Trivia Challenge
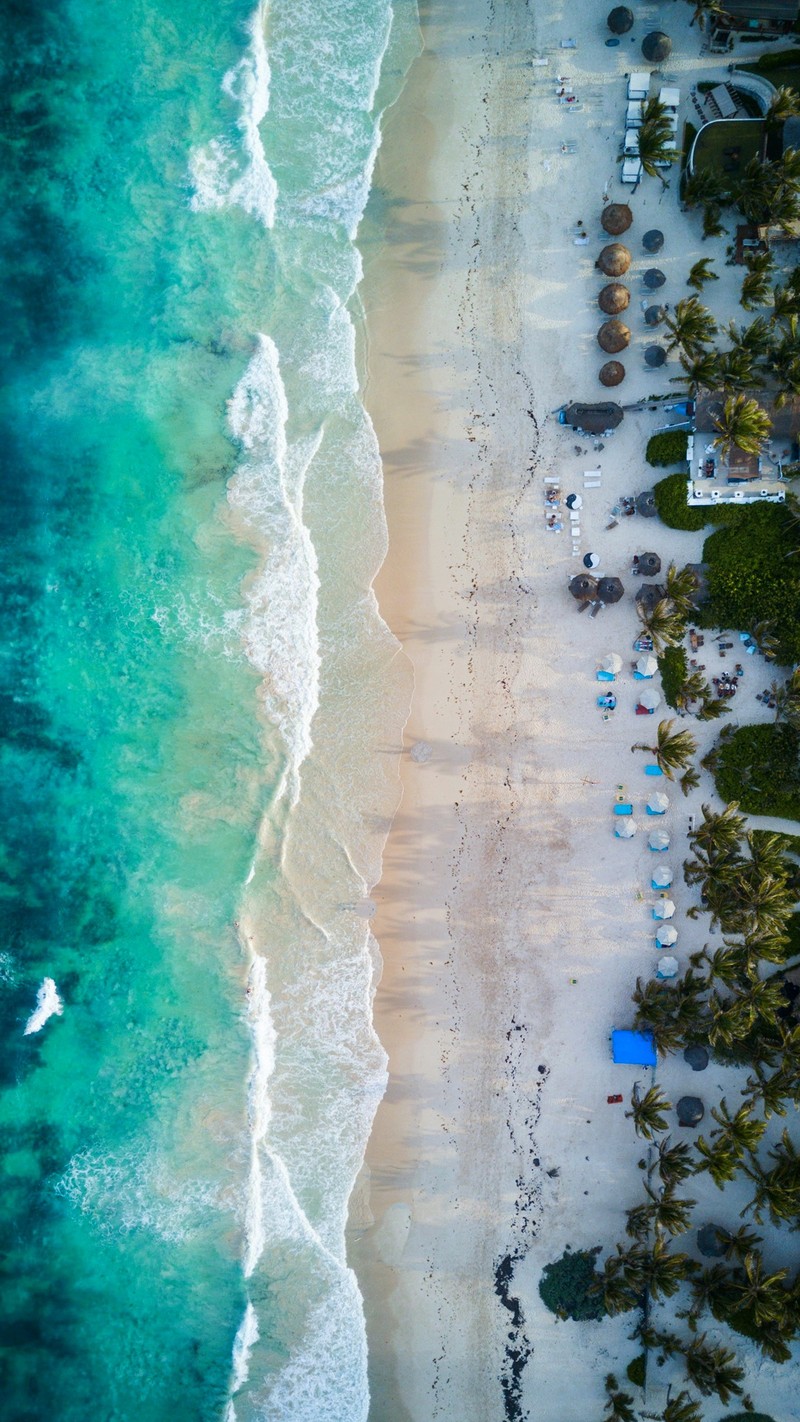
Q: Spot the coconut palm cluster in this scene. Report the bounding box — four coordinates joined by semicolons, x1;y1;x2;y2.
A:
596;801;800;1407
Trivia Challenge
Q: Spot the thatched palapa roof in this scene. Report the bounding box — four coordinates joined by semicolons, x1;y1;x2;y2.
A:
599;361;626;387
598;282;631;315
598;319;631;354
601;203;633;237
596;243;632;276
569;574;598;602
597;576;624;604
561;402;624;433
642;31;672;63
607;6;634;34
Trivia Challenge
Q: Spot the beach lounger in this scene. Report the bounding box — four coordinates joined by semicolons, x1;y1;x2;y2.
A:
613;803;633;816
596;670;616;682
644;765;664;776
560;38;577;48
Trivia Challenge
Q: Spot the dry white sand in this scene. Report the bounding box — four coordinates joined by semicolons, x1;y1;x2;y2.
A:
350;1;800;1417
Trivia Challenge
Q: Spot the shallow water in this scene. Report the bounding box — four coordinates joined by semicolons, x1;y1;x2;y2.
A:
0;1;418;1416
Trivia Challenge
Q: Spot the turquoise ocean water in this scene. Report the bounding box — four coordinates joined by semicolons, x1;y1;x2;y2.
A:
0;2;417;1417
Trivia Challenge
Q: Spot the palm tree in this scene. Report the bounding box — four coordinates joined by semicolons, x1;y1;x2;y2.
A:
745;1061;791;1118
749;618;779;661
764;313;800;406
626;1083;671;1140
696;696;729;721
716;342;764;393
767;83;800;126
651;1136;694;1189
687;1262;736;1323
689;801;746;861
672;348;722;398
665;297;718;358
637;1236;696;1302
632;719;698;778
743;1127;800;1227
683;165;729;208
726;1250;789;1328
712;393;772;460
702;202;725;241
736;154;800;230
680;765;701;797
636;598;685;653
664;562;700;616
740;251;775;312
687;257;718;292
682;1334;744;1403
649;1186;696;1237
604;1375;636;1422
637;98;680;186
708;1097;767;1158
601;1267;640;1316
771;281;800;322
662;1391;703;1422
693;1132;741;1188
716;1222;763;1262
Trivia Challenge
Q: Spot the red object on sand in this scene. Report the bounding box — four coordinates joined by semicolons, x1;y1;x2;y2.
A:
607;1094;623;1104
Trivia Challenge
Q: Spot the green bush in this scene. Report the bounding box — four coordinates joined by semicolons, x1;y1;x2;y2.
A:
716;723;800;821
626;1354;646;1388
722;1414;777;1422
538;1247;607;1322
647;430;690;467
699;504;800;664
653;473;709;531
658;646;689;709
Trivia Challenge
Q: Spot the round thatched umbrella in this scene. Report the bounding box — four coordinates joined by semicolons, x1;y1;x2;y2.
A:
697;1224;726;1258
596;243;632;277
598;319;631;354
645;344;667;367
643;229;664;253
684;1045;710;1072
597;575;624;604
636;489;657;517
642;31;672;64
677;1095;704;1128
635;582;665;613
569;574;598;602
607;5;634;34
644;268;666;290
645;304;666;326
601;202;633;237
638;551;661;577
599;360;626;387
599;282;631;315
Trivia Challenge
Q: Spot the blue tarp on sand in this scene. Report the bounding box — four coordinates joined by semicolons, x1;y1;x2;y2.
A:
612;1029;657;1066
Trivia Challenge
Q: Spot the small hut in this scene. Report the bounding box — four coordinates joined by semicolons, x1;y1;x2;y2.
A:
607;6;634;34
635;582;666;613
601;202;633;237
596;243;632;277
642;31;672;64
599;361;626;387
677;1095;705;1128
598;320;631;354
637;551;661;577
597;576;624;604
569;574;598;603
599;282;631;315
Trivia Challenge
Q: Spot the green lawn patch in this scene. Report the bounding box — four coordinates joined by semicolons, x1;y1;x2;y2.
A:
539;1247;607;1322
740;45;800;92
691;118;764;184
716;722;800;820
653;472;709;531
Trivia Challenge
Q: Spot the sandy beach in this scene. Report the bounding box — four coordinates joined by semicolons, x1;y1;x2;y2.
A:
351;2;800;1418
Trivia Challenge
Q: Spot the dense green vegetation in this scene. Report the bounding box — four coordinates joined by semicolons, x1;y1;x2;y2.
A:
658;646;689;709
699;505;800;664
653;473;708;531
716;723;800;819
538;1247;606;1321
625;1354;646;1388
647;430;690;467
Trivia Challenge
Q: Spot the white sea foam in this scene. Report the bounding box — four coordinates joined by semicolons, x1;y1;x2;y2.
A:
189;2;277;228
227;334;321;787
224;1302;260;1422
54;1147;224;1243
23;977;63;1035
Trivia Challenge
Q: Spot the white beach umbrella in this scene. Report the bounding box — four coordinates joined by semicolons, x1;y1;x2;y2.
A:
653;898;676;920
656;923;678;946
616;817;638;838
649;829;670;851
656;955;679;979
636;654;658;677
601;653;623;674
651;864;673;888
638;688;661;711
648;792;669;814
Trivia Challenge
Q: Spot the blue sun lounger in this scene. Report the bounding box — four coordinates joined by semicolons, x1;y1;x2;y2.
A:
644;765;663;776
613;803;633;816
